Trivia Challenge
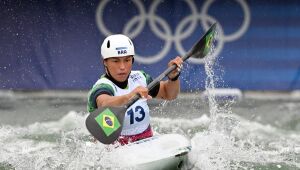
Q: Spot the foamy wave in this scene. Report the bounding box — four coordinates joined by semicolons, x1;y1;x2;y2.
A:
189;114;300;170
1;110;300;169
0;111;118;169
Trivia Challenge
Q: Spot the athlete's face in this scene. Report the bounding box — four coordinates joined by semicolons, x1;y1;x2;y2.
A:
104;56;133;82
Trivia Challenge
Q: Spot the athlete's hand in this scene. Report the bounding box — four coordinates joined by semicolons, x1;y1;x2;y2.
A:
167;56;183;80
129;86;152;100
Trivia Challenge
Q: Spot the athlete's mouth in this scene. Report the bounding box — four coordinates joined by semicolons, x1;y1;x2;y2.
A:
117;73;127;76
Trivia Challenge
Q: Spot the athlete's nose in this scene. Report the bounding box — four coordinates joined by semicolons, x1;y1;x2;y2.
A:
119;61;125;70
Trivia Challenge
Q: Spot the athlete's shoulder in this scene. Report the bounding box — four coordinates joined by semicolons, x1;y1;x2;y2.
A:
93;74;112;86
90;74;115;95
136;70;153;84
129;70;146;81
130;70;144;75
130;70;151;77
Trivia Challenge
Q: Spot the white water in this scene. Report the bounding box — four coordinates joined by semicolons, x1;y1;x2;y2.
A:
0;111;299;169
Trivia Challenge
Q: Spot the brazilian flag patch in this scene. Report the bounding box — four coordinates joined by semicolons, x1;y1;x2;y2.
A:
95;108;121;136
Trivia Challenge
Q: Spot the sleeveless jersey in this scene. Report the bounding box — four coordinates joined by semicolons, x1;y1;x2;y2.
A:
87;70;153;136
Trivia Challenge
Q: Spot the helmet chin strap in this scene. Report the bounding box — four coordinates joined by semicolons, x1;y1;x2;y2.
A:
103;59;112;78
104;65;111;77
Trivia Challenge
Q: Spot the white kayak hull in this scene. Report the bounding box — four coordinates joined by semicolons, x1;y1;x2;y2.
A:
112;134;191;169
136;152;188;170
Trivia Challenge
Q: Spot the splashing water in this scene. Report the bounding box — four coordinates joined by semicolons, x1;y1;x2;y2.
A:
187;30;300;170
0;107;300;169
0;112;127;169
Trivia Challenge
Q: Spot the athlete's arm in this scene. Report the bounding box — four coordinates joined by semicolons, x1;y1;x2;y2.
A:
96;86;151;107
155;56;183;100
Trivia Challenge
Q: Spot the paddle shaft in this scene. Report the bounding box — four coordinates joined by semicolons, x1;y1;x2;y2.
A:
126;51;193;108
125;22;217;108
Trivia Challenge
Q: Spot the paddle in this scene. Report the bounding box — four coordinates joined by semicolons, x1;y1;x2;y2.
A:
86;23;217;144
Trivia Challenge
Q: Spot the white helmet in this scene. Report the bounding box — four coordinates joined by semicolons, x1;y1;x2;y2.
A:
101;34;135;59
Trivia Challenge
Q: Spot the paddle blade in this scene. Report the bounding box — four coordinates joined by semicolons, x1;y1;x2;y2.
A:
85;106;127;144
186;23;217;59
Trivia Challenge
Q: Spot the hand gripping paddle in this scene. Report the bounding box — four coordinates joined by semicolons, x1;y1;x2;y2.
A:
86;23;217;144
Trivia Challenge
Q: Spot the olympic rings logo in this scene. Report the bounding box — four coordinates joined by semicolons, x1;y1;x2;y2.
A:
96;0;251;64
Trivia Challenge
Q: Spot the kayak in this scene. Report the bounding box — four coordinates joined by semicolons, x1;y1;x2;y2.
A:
111;133;191;169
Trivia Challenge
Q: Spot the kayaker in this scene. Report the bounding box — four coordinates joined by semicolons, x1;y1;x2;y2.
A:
87;34;183;145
